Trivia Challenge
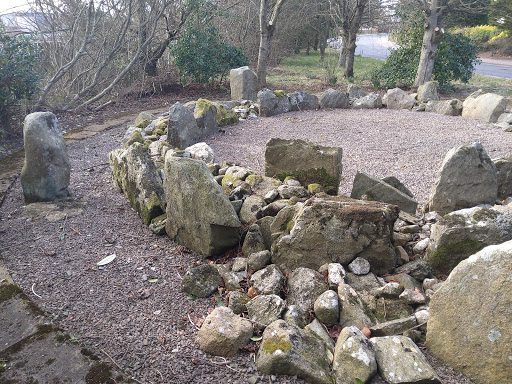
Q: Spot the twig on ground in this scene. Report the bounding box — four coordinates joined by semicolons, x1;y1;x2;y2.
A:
187;313;201;331
31;283;42;298
81;162;110;172
101;348;123;371
93;100;114;112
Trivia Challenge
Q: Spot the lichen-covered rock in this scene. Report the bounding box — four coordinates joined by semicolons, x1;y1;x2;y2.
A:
289;91;319;111
215;103;239;127
338;283;375;328
182;264;221;298
246;294;286;329
242;224;267;257
494;157;512;200
230;66;258;101
228;291;251;315
245;174;282;196
164;156;240;256
248;250;271;271
426;205;512;275
134;111;156;128
194;98;218;136
369;316;417;337
287;267;329;312
305;318;335;352
319;88;349;109
417;81;440;103
333;326;377;384
425;99;463;116
427;241;512;384
272;196;399;274
167;102;202;149
196;307;253;357
109;143;165;225
348;257;371;275
313;290;339;326
424;142;497;214
21;112;71;203
265;138;342;195
184;142;214;164
372;336;440;384
257;89;291;117
462;90;506;123
239;195;266;225
384;88;415;110
250;264;284;295
395;260;432;281
283;305;307;328
352;93;383;109
256;320;333;384
375;282;404;299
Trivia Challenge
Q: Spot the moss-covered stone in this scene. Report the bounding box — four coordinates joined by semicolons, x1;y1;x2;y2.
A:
216;105;239;127
261;335;292;354
134;112;155;128
274;90;286;99
124;130;144;148
278;168;339;196
307;183;323;194
195;98;216;117
428;239;487;276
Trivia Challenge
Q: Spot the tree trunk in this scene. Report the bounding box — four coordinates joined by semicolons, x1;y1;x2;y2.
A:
344;31;357;78
414;1;444;87
257;1;271;88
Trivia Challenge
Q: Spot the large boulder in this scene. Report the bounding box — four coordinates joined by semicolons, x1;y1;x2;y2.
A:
426;205;512;275
256;320;333;384
462;90;506;123
425;99;463;116
109;143;165;225
351;171;418;214
194;99;218;136
319;88;349;109
494;157;512;199
272;196;399;275
372;336;441;384
167;102;202;149
196;307;253;357
230;66;258;101
258;89;291;117
164;156;240;256
289;91;320;111
417;81;440;103
424;142;497;214
427;241;512;384
21;112;70;203
265;138;342;195
384;88;415;110
347;84;367;99
352;93;383;109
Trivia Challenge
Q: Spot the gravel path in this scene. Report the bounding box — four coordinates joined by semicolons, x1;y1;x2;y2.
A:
206;108;512;206
0;107;496;384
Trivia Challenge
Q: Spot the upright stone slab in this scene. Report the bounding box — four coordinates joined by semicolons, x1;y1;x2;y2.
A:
109;143;165;225
265;138;342;195
384;88;415;110
167;102;202;149
424;142;497;214
494;157;512;199
258;89;291;117
21;112;70;203
417;81;440;103
229;66;258;101
427;241;512;384
271;196;399;275
164;156;240;256
462;90;506;123
319;88;349;109
194;99;218;136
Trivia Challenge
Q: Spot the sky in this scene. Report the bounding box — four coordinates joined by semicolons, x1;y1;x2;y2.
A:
0;0;31;15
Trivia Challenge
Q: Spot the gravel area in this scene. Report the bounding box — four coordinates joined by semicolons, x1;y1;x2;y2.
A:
206;108;512;206
0;107;498;384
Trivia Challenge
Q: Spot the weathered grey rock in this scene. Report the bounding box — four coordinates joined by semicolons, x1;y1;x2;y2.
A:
256;320;333;384
277;184;308;199
425;99;463;116
196;307;253;357
494;157;512;199
352;93;383;109
21;112;70;203
240;195;266;225
426;205;512;275
305;318;335;352
250;264;284;295
228;291;251;315
424;143;498;214
242;224;267;257
326;263;346;288
348;257;371;275
333;326;377;384
413;238;430;255
382;176;414;198
417;81;440;103
182;264;221;298
194;99;218;136
248;250;271;271
319;88;349;109
351;172;418;214
370;316;417;337
399;289;426;305
338;283;374;328
164;156;240;256
462;90;506;123
347;84;367;99
283;305;308;328
498;112;512;124
313;290;339;326
272;196;399;275
372;336;440;384
427;241;512;384
289;91;320;111
414;309;429;331
166;102;202;149
375;282;404;299
265;138;342;195
246;294;286;329
232;257;247;272
257;89;291;117
134;111;155;128
257;199;288;219
230;66;258;101
215;103;239;127
287;267;329;312
245;174;282;196
184;142;214;164
395;260;432;281
109;143;165;225
345;272;381;293
385;273;422;292
384;88;416;110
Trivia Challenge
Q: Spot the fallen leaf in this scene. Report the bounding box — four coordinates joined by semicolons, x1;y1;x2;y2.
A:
361;326;371;338
97;254;116;266
187;295;197;301
326;348;334;364
247;287;259;298
250;336;262;342
216;297;225;307
148;279;158;283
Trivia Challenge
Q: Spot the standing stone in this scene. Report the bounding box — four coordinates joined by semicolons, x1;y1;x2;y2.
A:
164;156;240;256
167;102;202;149
265;138;342;195
194;99;218;136
462;90;506;123
417;81;440;103
319;88;349;109
21;112;70;203
230;66;258;101
384;88;416;110
427;241;512;384
424;142;497;214
313;290;339;326
494;157;512;199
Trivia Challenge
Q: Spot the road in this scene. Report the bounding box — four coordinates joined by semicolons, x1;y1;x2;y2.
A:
354;33;512;79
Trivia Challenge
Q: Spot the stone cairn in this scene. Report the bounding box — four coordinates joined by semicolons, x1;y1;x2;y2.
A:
107;67;512;384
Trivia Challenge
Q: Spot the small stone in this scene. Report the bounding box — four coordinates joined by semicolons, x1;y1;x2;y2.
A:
313;290;339;326
228;291;251;314
248;250;271;271
305;319;335;352
395;260;433;282
413;238;430;254
263;189;279;204
422;278;438;291
400;224;421;234
399;289;426;305
393;232;409;247
182;264;221;298
232;257;248;272
283;305;307;328
369;316;417;337
250;265;284;295
414;309;429;331
247;294;286;329
348;257;371;275
396;246;410;265
375;282;404;299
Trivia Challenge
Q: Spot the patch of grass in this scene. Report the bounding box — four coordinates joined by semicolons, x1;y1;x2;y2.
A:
456;74;512;96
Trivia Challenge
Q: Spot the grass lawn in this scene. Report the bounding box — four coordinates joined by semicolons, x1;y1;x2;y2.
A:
266;49;512;98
